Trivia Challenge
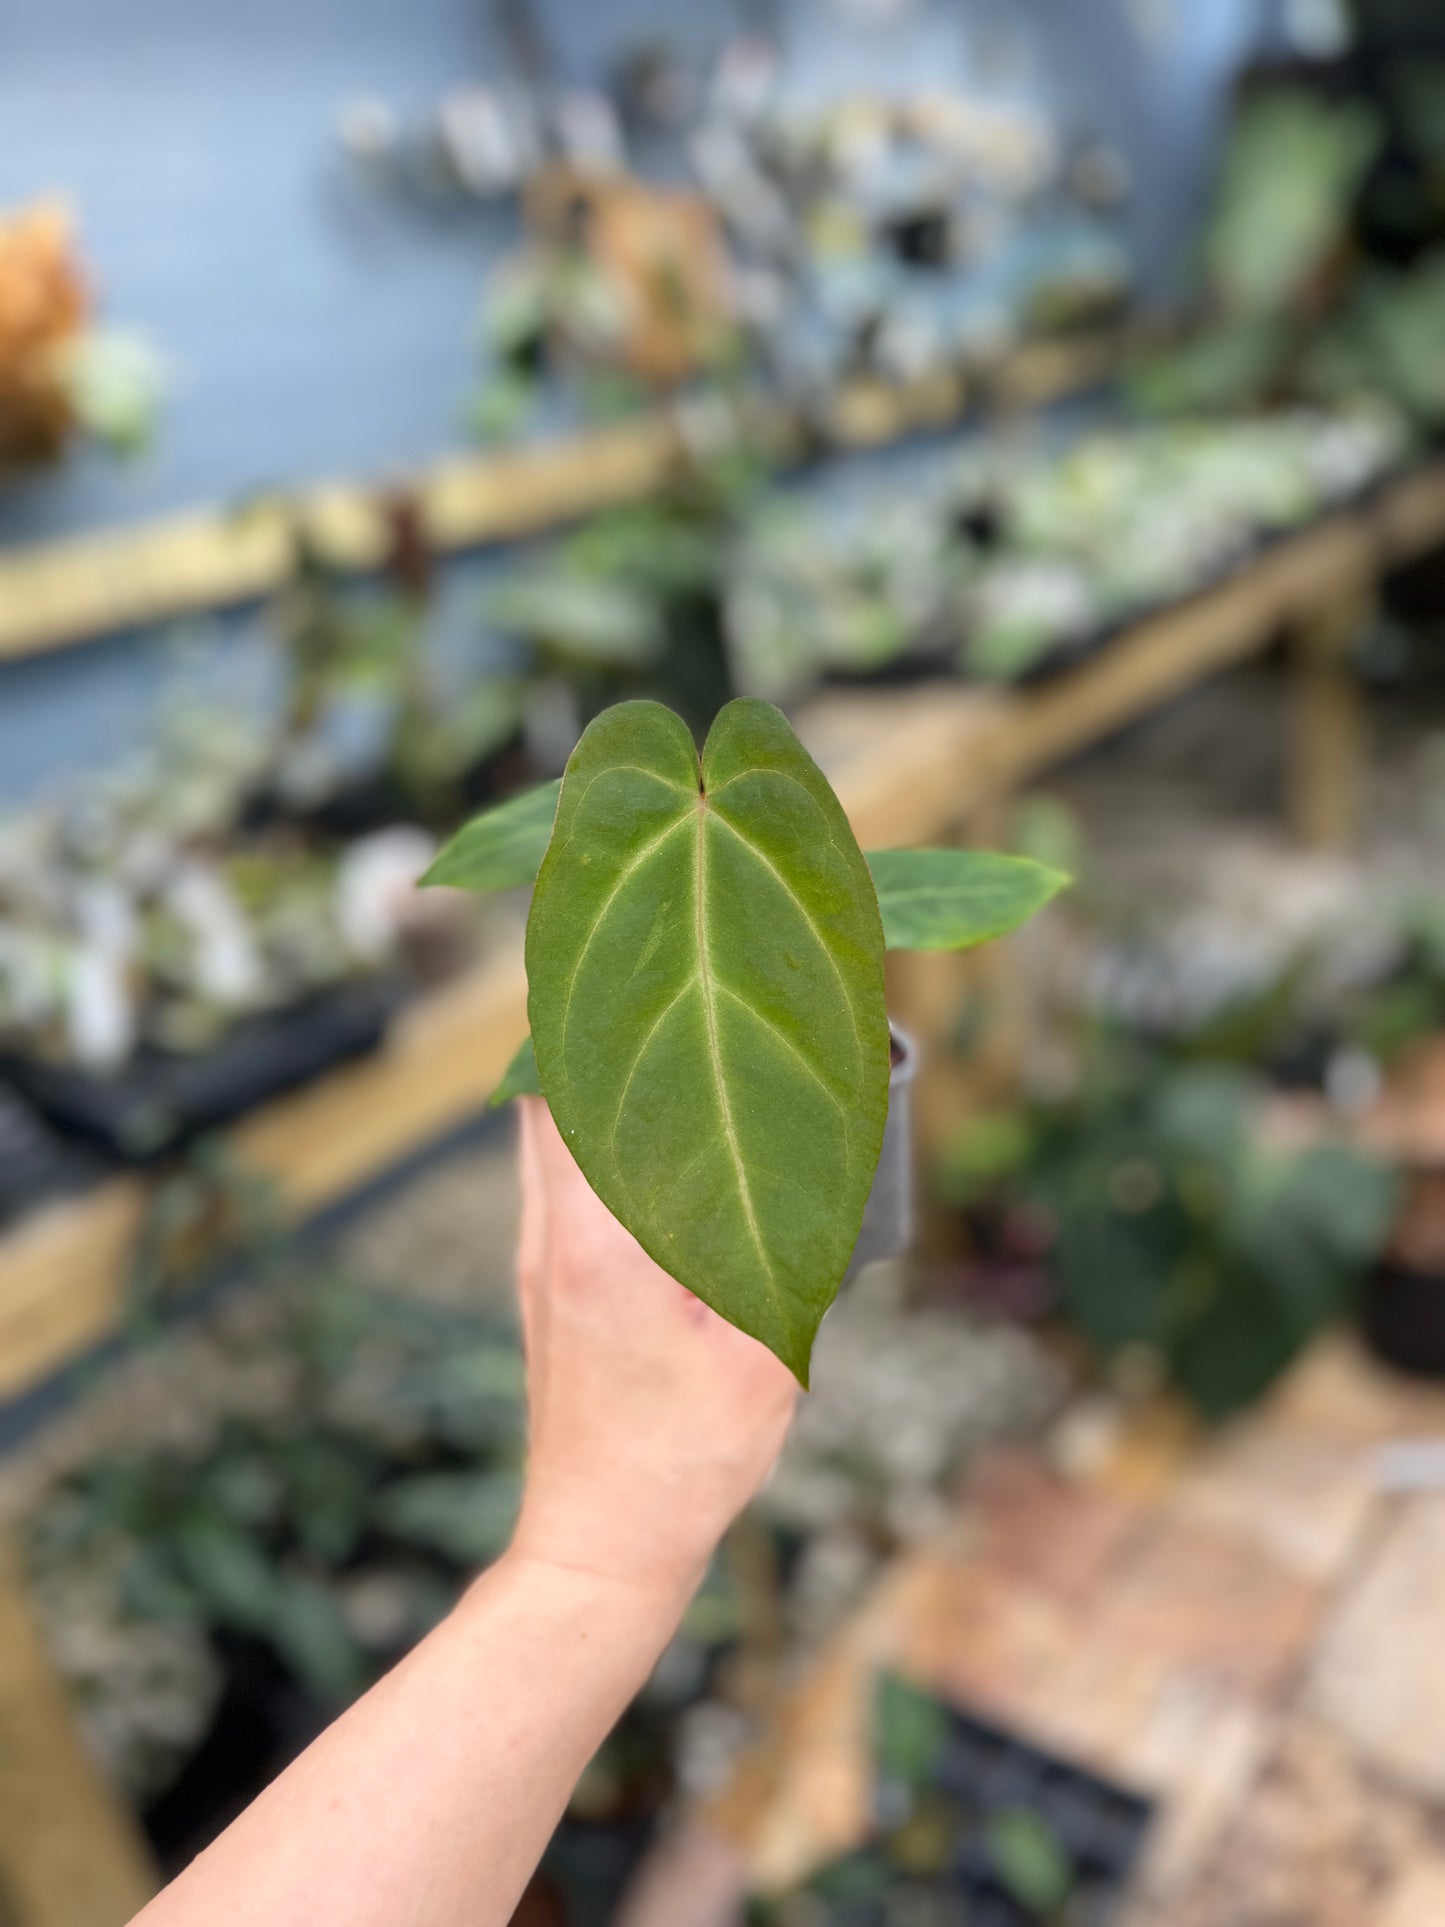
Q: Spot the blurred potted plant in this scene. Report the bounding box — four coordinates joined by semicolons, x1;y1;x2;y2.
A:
938;1041;1398;1418
27;1261;527;1874
259;498;531;835
0;198;163;475
0;702;432;1159
748;1674;1153;1926
486;450;759;741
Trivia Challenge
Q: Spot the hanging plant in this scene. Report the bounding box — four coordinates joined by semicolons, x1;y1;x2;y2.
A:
425;696;1065;1380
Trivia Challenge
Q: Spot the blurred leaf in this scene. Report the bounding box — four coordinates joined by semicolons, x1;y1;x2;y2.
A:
986;1807;1074;1914
806;1850;893;1904
875;1674;950;1795
934;1108;1034;1210
490;1035;541;1106
371;1469;522;1566
1128;320;1286;417
278;1435;375;1565
1208;92;1381;317
487;574;665;668
59;330;166;454
467;370;536;442
176;1516;284;1632
410;679;526;784
271;1574;369;1704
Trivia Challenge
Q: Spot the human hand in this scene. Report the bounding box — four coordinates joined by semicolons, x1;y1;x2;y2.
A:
507;1097;799;1606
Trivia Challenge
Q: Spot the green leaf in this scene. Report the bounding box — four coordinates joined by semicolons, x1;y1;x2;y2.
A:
526;698;890;1383
490;1035;542;1106
372;1469;523;1566
986;1808;1075;1914
487;574;665;667
875;1674;950;1794
867;848;1068;951
420;781;560;893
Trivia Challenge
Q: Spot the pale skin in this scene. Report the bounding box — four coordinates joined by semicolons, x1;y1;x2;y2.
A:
130;1098;799;1927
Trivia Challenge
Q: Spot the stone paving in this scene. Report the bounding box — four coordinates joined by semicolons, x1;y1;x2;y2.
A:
659;1332;1445;1927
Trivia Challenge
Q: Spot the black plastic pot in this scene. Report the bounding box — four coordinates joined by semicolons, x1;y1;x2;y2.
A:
1;976;405;1163
842;1027;917;1287
1361;1261;1445;1379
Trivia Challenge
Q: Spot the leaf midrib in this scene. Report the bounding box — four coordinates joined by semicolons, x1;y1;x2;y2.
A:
694;801;775;1297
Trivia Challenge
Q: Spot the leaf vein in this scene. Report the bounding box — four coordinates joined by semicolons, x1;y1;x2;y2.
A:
715;982;851;1135
706;811;865;1064
607;972;702;1149
558;812;691;1055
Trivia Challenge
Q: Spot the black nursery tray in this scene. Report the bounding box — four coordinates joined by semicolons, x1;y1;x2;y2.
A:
1;977;406;1164
241;737;537;841
752;1678;1154;1926
0;1085;107;1230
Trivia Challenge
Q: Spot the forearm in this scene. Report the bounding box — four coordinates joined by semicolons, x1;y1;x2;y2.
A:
132;1551;691;1927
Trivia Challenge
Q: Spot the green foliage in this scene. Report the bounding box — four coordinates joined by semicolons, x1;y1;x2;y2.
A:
1317;257;1445;428
940;1049;1398;1419
487;574;667;671
370;1468;524;1566
875;1674;950;1794
1128;320;1288;418
419;779;561;892
1206;92;1381;318
868;850;1068;952
489;1034;542;1106
60;331;167;455
527;699;892;1383
986;1808;1075;1915
29;1273;528;1708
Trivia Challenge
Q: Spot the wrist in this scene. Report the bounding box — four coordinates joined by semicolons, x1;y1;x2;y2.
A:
503;1514;707;1626
455;1546;695;1676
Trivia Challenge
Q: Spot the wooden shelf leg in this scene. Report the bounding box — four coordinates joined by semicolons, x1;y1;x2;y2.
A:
0;1538;157;1926
1289;589;1373;851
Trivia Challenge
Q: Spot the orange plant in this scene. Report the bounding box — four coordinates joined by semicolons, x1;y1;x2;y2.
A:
0;198;90;466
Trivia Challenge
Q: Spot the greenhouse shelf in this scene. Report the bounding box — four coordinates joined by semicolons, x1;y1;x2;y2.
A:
0;455;1442;1410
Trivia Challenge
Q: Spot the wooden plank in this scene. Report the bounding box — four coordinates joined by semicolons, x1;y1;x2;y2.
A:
955;513;1378;810
0;1537;157;1926
0;417;686;663
0;334;1128;665
0;949;529;1403
1374;461;1445;565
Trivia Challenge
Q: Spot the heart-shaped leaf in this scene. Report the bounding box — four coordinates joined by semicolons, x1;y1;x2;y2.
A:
868;848;1068;951
526;698;891;1382
420;780;561;893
